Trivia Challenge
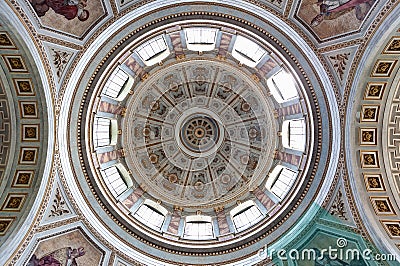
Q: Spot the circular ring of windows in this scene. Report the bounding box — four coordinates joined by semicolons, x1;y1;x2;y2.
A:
87;21;315;247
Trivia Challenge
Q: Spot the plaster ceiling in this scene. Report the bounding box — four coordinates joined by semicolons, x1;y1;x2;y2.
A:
0;0;399;265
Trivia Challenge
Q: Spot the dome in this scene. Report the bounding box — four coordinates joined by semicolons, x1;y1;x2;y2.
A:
0;0;399;265
86;22;315;249
72;14;329;262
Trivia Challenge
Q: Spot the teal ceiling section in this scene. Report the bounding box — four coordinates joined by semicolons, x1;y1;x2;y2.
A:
266;203;394;266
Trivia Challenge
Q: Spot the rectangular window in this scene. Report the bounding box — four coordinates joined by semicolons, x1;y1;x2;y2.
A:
100;166;128;198
93;117;111;147
134;204;165;231
136;35;168;62
102;68;129;99
288;119;306;151
232;204;263;232
185;28;217;45
267;69;298;103
232;35;266;66
183;221;214;240
271;167;297;199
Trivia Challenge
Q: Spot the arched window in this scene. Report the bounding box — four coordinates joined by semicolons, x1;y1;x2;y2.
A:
100;165;129;198
282;119;306;151
267;69;298;103
183;215;214;240
135;35;170;66
230;201;263;232
266;165;297;200
134;200;167;231
232;35;266;68
102;68;129;99
185;27;217;51
93;117;118;148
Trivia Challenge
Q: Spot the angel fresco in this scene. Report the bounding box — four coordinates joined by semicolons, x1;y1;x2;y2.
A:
310;0;375;27
27;247;85;266
30;0;89;21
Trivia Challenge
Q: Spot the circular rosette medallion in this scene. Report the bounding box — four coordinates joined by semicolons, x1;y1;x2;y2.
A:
123;60;277;209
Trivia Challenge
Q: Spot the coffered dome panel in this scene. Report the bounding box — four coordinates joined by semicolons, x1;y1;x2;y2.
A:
0;14;53;256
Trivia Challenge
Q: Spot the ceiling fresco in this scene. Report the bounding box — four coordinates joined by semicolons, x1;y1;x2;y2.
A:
296;0;376;41
0;0;399;265
26;0;108;39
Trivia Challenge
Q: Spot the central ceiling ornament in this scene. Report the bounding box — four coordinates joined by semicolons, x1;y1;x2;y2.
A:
177;109;223;157
181;114;219;154
123;60;277;209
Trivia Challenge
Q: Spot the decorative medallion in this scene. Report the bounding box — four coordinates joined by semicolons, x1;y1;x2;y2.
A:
363;82;386;100
13;78;35;96
363;173;385;192
359;128;377;145
360;105;379;122
21;124;40;141
12;170;35;188
360;150;379;168
1;193;27;211
19;102;38;118
0;218;15;236
381;221;400;238
370;197;396;216
371;60;397;77
19;147;38;164
2;55;28;72
0;32;16;49
384;37;400;54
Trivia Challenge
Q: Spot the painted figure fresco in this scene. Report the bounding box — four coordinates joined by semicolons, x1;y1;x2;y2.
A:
310;0;375;27
30;0;89;21
297;0;378;40
27;246;85;266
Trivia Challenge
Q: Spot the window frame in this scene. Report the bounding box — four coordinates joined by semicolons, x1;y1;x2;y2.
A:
93;117;118;148
183;215;214;240
102;68;130;100
93;117;110;148
232;35;266;68
100;164;129;198
266;165;297;200
135;35;170;66
230;201;264;232
185;27;218;52
134;200;167;231
267;69;299;103
282;118;306;151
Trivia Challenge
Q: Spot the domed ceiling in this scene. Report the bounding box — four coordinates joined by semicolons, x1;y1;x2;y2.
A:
78;20;321;254
0;0;399;265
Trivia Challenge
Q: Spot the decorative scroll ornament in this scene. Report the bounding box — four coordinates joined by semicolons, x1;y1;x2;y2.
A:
328;53;350;82
49;188;70;217
51;49;72;80
329;190;347;220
